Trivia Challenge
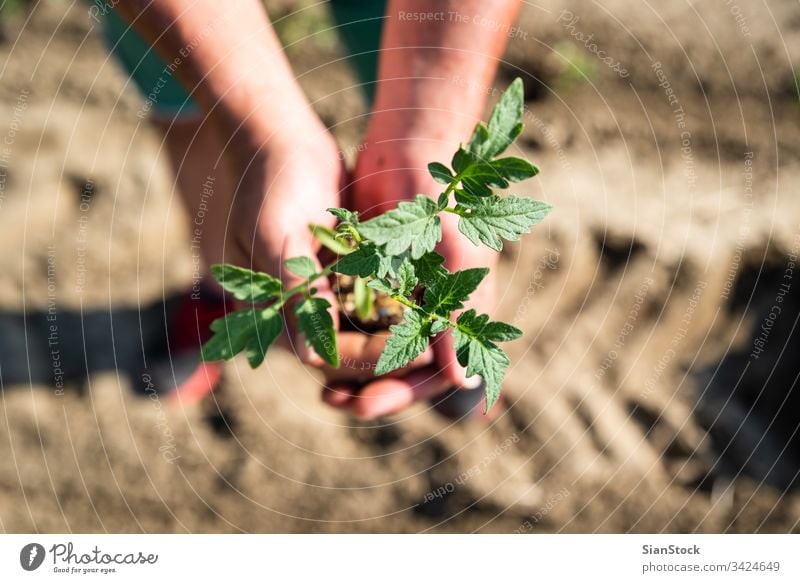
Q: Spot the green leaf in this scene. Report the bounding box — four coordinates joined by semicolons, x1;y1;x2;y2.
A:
358;195;442;259
367;278;394;295
245;307;283;368
309;224;353;256
374;310;432;375
327;207;359;225
467;122;490;156
411;252;447;287
284;256;317;279
457;195;552;251
295;296;339;367
461;177;494;198
332;243;381;277
377;251;408;279
422;267;488;316
202;308;259;361
353;277;374;320
456;309;522;342
453;310;517;412
210;264;281;303
430;319;452;334
460;158;509;189
450;148;506;197
491;157;540;182
481;77;525;159
396;260;418;297
452;147;473;173
428;162;454;185
453;189;482;209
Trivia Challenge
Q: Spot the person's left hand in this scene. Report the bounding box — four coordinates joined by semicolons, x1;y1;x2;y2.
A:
319;139;497;419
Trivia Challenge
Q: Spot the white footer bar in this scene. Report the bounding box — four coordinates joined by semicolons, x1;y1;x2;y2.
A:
0;534;796;582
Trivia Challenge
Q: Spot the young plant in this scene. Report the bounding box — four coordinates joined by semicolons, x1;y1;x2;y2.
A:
201;78;552;412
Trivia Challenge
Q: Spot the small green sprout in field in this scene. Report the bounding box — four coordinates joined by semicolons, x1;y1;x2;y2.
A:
201;79;552;412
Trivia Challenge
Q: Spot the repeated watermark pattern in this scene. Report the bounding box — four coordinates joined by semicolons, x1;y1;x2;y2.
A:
75;179;94;296
0;88;30;212
642;280;707;399
190;174;215;300
47;244;65;397
721;152;754;301
420;433;520;503
750;228;800;360
513;487;571;532
596;276;654;381
514;248;560;326
557;11;629;78
652;61;697;193
397;10;528;40
142;373;180;465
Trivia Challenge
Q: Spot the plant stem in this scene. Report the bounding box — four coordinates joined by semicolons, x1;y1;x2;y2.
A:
389;293;455;329
277;264;334;308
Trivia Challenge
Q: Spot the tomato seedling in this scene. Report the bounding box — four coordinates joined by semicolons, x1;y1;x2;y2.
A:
201;79;551;412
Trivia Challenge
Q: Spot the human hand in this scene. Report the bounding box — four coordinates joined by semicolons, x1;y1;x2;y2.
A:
230;127;346;365
319;139;497;419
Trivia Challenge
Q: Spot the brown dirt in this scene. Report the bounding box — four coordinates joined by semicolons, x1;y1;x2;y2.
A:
0;0;798;533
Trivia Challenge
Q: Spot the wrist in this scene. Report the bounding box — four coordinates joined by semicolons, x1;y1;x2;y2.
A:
231;112;335;167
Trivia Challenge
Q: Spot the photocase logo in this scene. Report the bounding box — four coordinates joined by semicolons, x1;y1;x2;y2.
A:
20;543;46;571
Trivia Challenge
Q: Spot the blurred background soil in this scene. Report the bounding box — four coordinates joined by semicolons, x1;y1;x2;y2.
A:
0;0;798;532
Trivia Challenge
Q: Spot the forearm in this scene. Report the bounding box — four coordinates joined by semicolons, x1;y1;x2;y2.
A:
369;0;522;145
115;0;323;158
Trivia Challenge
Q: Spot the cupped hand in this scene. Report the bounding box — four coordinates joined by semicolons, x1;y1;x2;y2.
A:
320;139;497;419
230;129;345;365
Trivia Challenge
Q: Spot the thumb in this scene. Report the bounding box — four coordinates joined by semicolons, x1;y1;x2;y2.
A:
280;235;339;367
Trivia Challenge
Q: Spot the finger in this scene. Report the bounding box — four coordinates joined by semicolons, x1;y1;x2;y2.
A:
349;366;451;420
320;331;434;383
321;385;355;408
280;235;339;366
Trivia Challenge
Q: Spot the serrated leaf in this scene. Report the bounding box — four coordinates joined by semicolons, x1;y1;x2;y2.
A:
453;310;517;412
456;309;522;342
411;252;447;287
430;319;451;334
202;308;260;361
467;338;508;412
452;147;473;173
422;267;488;316
480;77;525;158
457;195;552;251
210;264;281;303
284;256;317;279
467;122;490;156
332;243;380;277
375;310;431;375
245;307;283;368
460;158;508;188
428;162;454;185
377;251;408;279
295;296;338;367
491;157;540;182
358;195;442;259
309;224;352;255
327;207;359;224
396;260;418;297
453;189;482;209
367;278;394;295
461;176;494;197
